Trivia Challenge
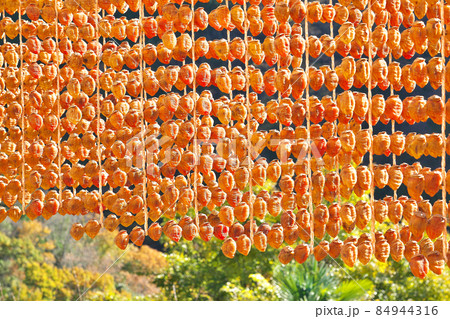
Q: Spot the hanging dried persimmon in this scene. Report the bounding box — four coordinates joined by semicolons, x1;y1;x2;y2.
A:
0;0;447;278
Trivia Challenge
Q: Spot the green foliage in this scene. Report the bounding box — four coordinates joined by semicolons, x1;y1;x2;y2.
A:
273;258;373;301
154;238;278;300
0;222;127;300
2;213;450;301
0;219;164;300
20;262;124;301
218;274;279;301
342;259;450;301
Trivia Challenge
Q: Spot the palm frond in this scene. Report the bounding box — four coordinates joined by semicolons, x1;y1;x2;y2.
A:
273;259;371;301
333;279;373;301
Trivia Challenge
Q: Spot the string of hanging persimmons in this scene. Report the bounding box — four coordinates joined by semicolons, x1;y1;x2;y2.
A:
0;0;449;279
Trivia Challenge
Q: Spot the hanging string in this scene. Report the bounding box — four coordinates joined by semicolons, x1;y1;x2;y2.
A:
226;0;233;101
243;0;253;241
330;0;340;209
276;4;282;238
277;37;281;133
176;1;191;228
139;0;148;234
19;1;25;214
191;0;199;230
367;8;375;250
388;20;396;197
101;7;105;46
304;0;313;251
440;0;448;263
225;0;233;135
55;0;63;211
330;0;335;102
225;0;234;130
180;0;186;97
387;14;398;240
100;4;106;223
94;0;103;228
224;0;236;226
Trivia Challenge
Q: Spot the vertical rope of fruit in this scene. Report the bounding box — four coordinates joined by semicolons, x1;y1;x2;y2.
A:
368;6;375;251
440;0;448;264
180;1;189;231
388;14;397;240
277;32;281;132
19;0;25;215
72;6;79;222
181;0;186;98
226;0;233;101
330;0;340;209
243;0;253;241
140;0;148;234
304;0;313;252
181;1;189;231
94;0;103;227
389;22;396;177
55;0;63;213
100;4;106;227
329;0;335;102
191;0;199;229
227;0;233;128
387;20;397;226
101;6;105;46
